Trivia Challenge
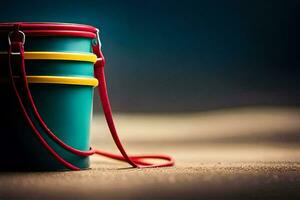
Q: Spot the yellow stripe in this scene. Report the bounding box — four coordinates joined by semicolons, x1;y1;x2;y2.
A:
24;52;97;63
27;76;98;87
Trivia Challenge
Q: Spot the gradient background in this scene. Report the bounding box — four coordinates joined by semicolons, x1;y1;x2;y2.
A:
1;1;300;199
1;0;299;112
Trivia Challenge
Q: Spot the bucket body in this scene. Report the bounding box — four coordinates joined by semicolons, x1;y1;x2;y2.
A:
0;23;98;171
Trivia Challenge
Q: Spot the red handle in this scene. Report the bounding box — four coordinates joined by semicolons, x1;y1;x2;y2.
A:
92;34;174;168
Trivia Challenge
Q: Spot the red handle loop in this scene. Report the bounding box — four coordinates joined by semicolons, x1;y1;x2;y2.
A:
7;27;175;170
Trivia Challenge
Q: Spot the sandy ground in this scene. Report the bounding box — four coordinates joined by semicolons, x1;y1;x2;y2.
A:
0;107;300;200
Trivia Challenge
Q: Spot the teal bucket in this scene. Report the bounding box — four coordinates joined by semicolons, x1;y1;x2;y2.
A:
0;23;99;171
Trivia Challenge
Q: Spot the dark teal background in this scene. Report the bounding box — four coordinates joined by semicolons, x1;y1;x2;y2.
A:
1;0;299;112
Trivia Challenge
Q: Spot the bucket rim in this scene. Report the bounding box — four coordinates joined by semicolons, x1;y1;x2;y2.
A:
0;22;98;38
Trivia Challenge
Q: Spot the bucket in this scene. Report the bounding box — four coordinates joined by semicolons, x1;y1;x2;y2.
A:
0;23;98;170
0;22;174;171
